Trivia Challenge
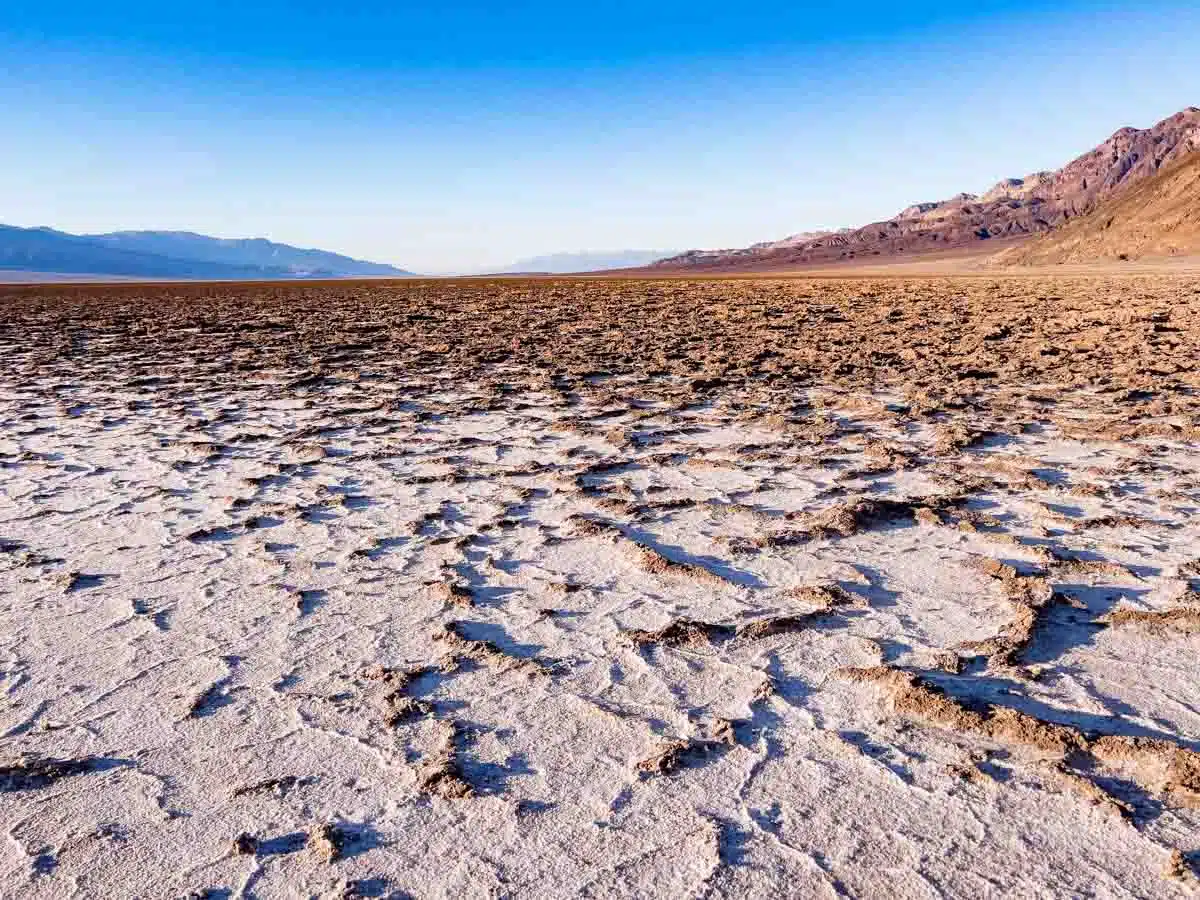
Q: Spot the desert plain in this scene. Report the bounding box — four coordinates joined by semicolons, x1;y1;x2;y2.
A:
2;274;1200;898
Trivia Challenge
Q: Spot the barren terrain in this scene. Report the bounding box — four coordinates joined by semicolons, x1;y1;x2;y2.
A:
2;276;1200;898
651;108;1200;273
997;153;1200;266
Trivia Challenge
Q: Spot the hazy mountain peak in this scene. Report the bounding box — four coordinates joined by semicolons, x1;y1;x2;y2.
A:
82;230;411;277
489;249;678;274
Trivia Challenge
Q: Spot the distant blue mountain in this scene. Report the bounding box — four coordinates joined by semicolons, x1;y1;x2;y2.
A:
84;230;412;277
0;225;412;280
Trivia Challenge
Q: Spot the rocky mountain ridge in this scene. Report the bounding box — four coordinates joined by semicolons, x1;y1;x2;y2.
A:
653;107;1200;271
995;148;1200;265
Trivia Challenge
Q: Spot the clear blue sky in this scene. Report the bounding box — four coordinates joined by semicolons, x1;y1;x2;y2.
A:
2;1;1198;273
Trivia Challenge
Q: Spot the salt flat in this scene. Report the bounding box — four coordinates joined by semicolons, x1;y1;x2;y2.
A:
1;276;1199;898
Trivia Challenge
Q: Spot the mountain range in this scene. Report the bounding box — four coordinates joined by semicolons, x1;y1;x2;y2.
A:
6;107;1198;280
652;106;1200;271
0;226;412;280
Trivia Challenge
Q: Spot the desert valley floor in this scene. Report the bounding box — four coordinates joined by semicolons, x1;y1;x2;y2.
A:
2;275;1200;899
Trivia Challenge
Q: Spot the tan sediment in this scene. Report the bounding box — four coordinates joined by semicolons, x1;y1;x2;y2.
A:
840;665;1200;810
1103;606;1200;635
417;720;476;800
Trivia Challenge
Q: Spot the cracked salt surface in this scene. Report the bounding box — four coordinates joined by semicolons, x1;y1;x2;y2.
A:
2;366;1199;898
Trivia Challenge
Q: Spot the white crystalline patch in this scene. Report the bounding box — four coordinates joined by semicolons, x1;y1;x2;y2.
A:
0;373;1197;898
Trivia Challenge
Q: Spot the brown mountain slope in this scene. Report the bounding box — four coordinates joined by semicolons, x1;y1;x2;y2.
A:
993;151;1200;265
651;107;1200;272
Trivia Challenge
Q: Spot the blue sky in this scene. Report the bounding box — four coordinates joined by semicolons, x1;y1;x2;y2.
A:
2;1;1198;272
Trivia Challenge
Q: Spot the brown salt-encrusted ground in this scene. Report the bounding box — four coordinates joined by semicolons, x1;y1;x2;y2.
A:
2;275;1200;899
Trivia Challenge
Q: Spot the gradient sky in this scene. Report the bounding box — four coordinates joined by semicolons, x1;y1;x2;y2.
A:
2;1;1199;273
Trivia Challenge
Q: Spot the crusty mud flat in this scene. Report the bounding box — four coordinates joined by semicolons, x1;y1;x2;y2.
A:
1;276;1200;899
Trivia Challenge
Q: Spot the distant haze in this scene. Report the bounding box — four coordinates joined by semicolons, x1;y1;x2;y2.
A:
484;250;678;274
